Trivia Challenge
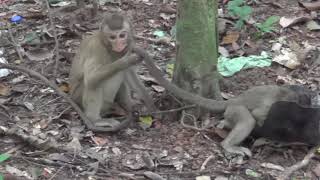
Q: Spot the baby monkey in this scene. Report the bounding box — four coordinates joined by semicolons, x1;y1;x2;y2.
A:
69;13;156;131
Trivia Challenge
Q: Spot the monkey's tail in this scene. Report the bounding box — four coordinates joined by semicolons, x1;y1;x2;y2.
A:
133;47;227;114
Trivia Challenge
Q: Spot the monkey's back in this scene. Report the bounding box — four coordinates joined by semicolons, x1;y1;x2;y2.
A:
253;101;320;144
69;32;111;104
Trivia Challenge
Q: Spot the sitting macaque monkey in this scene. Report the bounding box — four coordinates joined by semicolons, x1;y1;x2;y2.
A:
69;13;156;131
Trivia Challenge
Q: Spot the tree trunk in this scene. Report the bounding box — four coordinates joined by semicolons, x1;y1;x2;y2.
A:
173;0;220;120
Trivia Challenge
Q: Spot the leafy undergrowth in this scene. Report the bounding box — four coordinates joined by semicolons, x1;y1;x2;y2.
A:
0;0;320;179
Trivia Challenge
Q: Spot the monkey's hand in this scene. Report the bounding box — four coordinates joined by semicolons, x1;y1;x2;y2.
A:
221;143;252;157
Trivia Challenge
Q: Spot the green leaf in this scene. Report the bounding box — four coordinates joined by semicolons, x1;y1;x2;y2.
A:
256;16;280;33
166;63;174;78
170;25;176;39
227;0;252;29
0;153;11;163
23;32;40;44
0;174;3;180
263;16;280;27
237;6;252;20
227;0;241;16
235;20;244;29
139;116;153;129
153;30;166;38
48;0;63;4
245;169;261;178
227;0;244;10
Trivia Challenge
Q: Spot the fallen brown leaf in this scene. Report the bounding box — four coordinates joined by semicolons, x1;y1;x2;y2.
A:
0;83;10;96
59;83;70;93
221;31;240;45
92;136;109;146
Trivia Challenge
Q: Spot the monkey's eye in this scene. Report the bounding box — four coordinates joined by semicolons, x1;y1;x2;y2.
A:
119;33;127;39
109;35;116;40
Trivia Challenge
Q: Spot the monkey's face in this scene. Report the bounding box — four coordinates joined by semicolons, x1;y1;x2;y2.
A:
107;30;129;53
100;15;132;53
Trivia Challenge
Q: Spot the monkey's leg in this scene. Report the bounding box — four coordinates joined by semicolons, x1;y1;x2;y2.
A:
221;105;256;157
116;82;134;111
83;73;124;127
96;82;135;127
70;83;84;107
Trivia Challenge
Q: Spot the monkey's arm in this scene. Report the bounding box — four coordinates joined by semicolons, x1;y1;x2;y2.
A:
86;54;140;89
220;105;255;156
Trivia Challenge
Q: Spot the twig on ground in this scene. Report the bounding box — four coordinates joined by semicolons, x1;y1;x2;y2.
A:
17;155;76;168
7;27;24;61
52;106;72;120
200;155;214;171
44;0;60;76
0;125;69;151
5;144;24;154
0;104;10;119
277;145;319;180
140;104;196;116
97;169;217;179
144;171;166;180
180;110;206;131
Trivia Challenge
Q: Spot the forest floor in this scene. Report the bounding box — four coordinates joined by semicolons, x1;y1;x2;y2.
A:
0;0;320;179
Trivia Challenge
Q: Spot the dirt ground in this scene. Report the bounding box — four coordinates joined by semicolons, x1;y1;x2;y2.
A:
0;0;320;179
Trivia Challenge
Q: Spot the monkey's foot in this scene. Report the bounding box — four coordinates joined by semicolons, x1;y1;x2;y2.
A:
94;118;121;127
222;145;252;157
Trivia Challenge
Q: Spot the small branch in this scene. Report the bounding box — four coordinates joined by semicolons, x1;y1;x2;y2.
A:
4;144;24;154
200;155;214;171
180;110;206;131
7;27;24;61
0;125;70;152
140;104;196;116
52;106;72;120
45;0;60;76
144;171;166;180
277;145;319;180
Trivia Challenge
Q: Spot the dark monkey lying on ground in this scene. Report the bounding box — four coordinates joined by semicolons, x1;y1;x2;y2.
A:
69;13;320;157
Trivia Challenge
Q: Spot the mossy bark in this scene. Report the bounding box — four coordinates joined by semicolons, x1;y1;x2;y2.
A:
173;0;221;119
